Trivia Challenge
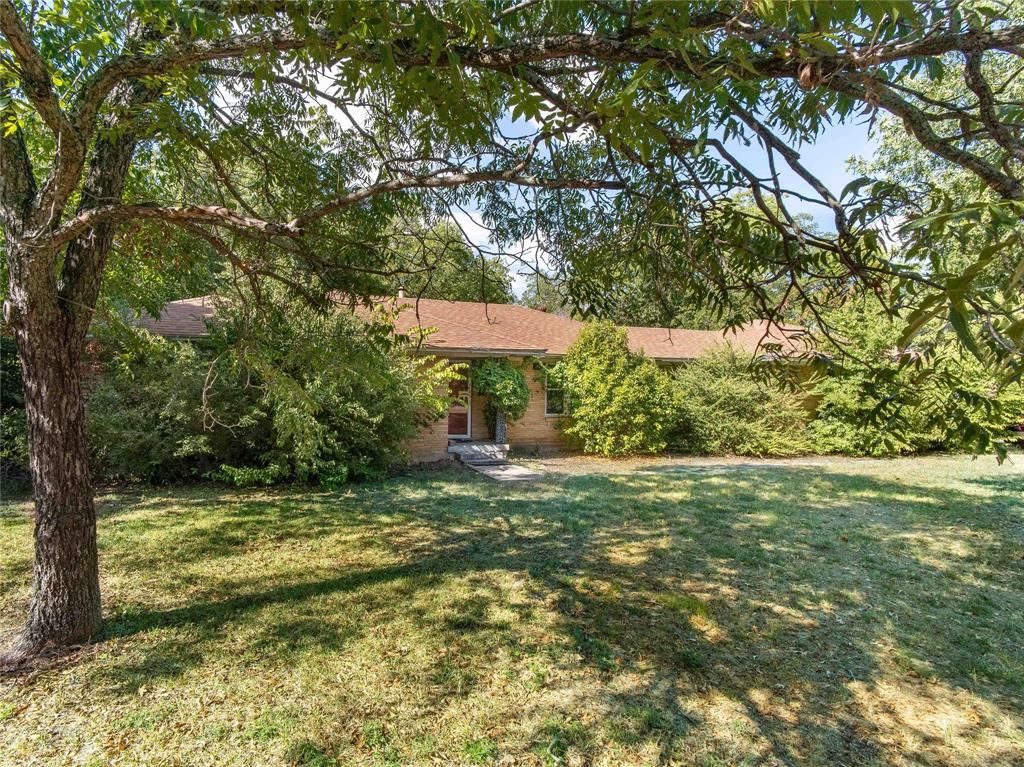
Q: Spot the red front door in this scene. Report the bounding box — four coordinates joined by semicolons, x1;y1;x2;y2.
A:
448;373;470;437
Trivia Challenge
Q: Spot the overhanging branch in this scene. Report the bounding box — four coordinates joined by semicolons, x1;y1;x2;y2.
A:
289;170;624;228
49;204;301;248
46;170;623;247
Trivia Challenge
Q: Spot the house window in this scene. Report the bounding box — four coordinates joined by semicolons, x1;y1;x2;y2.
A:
544;376;566;416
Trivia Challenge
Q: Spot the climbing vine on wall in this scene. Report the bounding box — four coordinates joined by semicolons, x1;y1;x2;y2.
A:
471;359;530;428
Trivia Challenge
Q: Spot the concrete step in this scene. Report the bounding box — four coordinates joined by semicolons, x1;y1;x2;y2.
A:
448;442;509;463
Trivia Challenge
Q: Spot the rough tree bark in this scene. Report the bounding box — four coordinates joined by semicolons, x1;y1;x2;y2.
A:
2;117;103;656
1;78;141;661
8;301;100;655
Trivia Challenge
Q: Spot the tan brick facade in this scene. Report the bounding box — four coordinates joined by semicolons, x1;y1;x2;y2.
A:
403;358;569;463
506;361;569;452
470;385;491;440
403;418;451;463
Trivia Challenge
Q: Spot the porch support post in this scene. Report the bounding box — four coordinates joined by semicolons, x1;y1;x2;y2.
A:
494;409;508;444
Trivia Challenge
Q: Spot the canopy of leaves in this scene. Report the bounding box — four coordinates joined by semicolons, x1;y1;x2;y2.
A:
382;222;514;303
3;0;1023;454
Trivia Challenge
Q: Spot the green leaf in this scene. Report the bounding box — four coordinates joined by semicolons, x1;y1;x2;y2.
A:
947;301;982;360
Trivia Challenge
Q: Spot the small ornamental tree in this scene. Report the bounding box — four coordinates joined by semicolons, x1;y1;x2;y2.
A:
472;359;530;441
556;321;676;456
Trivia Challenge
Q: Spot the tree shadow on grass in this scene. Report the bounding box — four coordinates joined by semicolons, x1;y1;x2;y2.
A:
30;466;1024;765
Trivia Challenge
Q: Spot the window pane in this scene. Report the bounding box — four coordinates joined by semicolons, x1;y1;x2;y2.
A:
545;381;565;415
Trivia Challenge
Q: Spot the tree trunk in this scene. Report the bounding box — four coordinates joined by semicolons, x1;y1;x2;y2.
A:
6;302;100;657
1;77;144;662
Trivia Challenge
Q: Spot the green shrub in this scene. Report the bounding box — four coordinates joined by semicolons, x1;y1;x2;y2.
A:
0;408;29;487
805;374;937;456
229;297;453;483
0;337;29;486
555;321;676;456
807;361;1024;456
471;358;530;428
670;346;813;456
86;291;453;485
208;463;290;487
806;302;1024;456
86;336;261;481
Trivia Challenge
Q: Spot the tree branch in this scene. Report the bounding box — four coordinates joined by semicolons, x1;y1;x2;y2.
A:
725;98;851;242
289;169;624;228
49;204;300;248
0;0;76;144
0;110;36;235
964;51;1024;162
830;73;1024;200
73;27;333;143
0;0;86;229
73;20;1024;144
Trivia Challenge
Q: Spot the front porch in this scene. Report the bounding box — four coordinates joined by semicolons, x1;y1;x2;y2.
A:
404;357;567;464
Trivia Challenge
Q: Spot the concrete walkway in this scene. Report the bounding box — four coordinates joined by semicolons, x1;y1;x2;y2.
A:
466;462;545;481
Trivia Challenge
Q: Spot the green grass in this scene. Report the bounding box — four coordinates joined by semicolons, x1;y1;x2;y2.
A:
1;454;1022;766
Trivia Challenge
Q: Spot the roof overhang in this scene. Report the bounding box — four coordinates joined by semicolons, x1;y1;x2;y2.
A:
412;345;548;358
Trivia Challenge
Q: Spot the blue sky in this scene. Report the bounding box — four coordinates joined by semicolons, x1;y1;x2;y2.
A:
722;118;879;233
490;117;880;296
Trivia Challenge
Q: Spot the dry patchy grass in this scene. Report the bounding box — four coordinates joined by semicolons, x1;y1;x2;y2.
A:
1;454;1022;766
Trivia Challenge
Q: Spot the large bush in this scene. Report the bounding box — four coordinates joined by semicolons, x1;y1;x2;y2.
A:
806;302;1024;456
555;321;676;456
670;346;813;456
86;337;260;482
87;293;453;485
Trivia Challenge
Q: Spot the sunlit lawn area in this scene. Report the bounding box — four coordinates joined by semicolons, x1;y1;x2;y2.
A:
1;455;1022;766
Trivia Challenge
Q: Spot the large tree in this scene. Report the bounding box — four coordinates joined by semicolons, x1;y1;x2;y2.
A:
381;221;515;303
2;0;1023;659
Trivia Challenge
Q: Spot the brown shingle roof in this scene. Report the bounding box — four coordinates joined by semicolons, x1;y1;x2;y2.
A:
377;297;579;356
622;320;802;361
135;295;217;337
138;295;803;361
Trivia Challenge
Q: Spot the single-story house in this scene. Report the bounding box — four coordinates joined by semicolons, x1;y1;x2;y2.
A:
139;293;801;462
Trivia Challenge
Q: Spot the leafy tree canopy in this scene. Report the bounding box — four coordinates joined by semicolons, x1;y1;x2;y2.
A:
381;222;514;303
5;1;1023;378
4;0;1024;655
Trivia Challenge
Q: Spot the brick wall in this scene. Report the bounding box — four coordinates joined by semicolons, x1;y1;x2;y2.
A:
506;360;568;452
403;358;568;463
404;416;450;463
403;360;456;464
471;389;491;440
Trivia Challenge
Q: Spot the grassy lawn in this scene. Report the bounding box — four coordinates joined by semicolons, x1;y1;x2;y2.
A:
1;455;1022;766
